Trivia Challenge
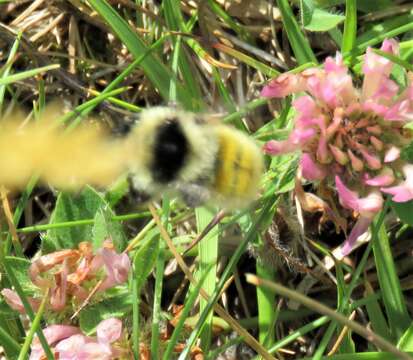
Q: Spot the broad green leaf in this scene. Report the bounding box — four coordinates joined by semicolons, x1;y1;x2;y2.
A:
391;200;413;227
92;207;127;252
79;289;132;334
3;257;34;293
134;229;160;292
304;8;345;32
42;186;107;252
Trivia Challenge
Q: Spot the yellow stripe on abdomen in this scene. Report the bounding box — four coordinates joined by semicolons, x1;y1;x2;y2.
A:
213;126;260;201
214;128;238;196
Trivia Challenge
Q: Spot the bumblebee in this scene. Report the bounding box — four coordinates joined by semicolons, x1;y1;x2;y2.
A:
126;107;264;208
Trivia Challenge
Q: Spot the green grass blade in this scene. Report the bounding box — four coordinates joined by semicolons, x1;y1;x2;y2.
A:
0;321;21;358
87;0;195;109
364;280;391;341
246;274;413;360
163;0;202;106
150;249;165;360
195;207;218;352
354;12;413;55
341;0;357;54
0;64;60;86
276;0;317;65
18;289;48;360
398;323;413;351
206;0;253;43
263;316;330;357
0;30;21;114
371;220;411;340
256;258;277;349
179;197;277;359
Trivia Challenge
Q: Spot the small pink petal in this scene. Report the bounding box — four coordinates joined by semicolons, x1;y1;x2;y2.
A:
362;101;388;117
335;176;360;211
382;185;413;202
366;125;382;136
384;146;400;162
335;177;383;215
347;150;364;172
373;78;399;101
324;53;347;74
365;168;395;186
326;108;343;140
31;325;81;360
381;164;413;202
261;73;304;98
357;191;383;215
50;259;69;311
317;136;331;164
55;334;90;359
384;100;413;122
329;144;349;165
358;148;382;170
370;136;383;151
263;128;317;155
76;342;112;360
300;153;327;180
293;95;318;118
381;38;399;55
1;289;40;314
97;318;122;344
97;248;131;292
341;216;373;256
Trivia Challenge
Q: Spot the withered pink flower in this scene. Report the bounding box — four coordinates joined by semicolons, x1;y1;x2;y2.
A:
1;288;40;314
262;39;413;254
2;241;130;315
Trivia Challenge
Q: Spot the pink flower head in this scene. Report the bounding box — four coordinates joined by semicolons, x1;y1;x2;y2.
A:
30;318;124;360
30;325;81;360
263;39;413;254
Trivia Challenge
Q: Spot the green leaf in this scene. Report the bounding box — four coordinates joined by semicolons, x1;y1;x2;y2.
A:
391;200;413;227
304;8;345;32
133;230;160;292
341;0;357;53
104;174;129;207
92;207;127;252
195;207;218;351
4;257;34;293
79;290;132;334
42;186;107;252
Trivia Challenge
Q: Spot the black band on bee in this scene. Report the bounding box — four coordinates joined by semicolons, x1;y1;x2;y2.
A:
151;118;188;183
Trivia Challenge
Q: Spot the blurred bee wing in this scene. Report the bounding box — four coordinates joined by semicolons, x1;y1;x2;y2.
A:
0;109;132;190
